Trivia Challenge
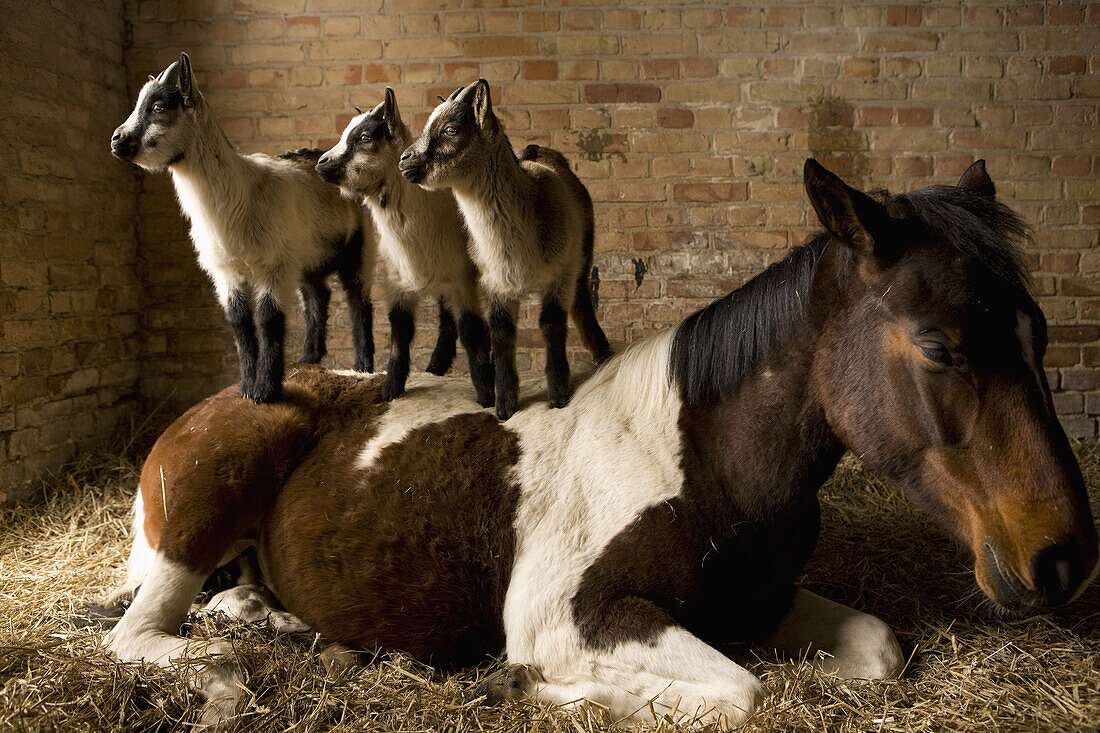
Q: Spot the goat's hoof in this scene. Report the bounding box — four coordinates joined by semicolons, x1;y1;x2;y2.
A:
548;393;571;409
353;358;374;373
475;390;495;408
381;377;406;402
495;402;516;421
471;664;543;705
299;352;325;364
425;357;452;376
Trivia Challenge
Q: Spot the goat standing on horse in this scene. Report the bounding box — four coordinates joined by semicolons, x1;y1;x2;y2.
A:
110;52;376;403
399;78;614;420
316;89;495;407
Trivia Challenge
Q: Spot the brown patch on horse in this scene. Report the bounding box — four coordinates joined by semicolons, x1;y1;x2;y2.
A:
140;366;385;572
260;411;521;667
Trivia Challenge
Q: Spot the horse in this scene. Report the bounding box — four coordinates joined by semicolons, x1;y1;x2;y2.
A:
101;159;1099;727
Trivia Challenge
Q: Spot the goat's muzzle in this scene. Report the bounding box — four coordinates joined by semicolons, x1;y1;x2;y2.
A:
315;155;343;184
110;128;139;162
397;152;425;184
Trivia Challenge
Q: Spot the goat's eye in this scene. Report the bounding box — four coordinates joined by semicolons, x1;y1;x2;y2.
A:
152;103;165;114
443;125;457;136
918;344;953;366
359;133;372;143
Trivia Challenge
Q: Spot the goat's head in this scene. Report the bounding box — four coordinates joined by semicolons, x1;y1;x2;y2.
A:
398;78;500;190
317;88;410;203
111;52;202;172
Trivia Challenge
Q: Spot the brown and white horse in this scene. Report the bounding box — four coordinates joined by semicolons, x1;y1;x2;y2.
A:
102;160;1098;727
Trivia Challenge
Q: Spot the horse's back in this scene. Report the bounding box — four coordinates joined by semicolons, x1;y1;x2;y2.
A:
258;377;524;665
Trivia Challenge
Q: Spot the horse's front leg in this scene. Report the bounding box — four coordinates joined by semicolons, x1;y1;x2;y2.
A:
762;587;904;679
501;597;765;727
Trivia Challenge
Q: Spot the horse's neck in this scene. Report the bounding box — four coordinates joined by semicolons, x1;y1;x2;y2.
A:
678;247;849;523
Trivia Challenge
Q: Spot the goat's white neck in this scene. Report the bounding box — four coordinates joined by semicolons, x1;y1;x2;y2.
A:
168;105;248;217
450;141;534;240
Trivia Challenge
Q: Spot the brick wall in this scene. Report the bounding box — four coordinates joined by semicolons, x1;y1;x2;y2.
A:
0;0;141;503
3;2;1099;502
124;2;1100;434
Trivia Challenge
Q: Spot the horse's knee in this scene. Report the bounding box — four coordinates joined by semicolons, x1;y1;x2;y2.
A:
819;614;904;680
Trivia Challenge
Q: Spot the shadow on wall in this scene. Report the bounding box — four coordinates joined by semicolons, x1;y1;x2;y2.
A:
806;96;870;186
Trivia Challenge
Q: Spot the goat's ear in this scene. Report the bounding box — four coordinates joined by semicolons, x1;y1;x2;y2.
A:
383;87;400;134
804;159;897;260
957;159;996;198
177;52;196;106
470;78;492;128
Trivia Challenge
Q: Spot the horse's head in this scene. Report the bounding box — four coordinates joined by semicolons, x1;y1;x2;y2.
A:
806;158;1098;614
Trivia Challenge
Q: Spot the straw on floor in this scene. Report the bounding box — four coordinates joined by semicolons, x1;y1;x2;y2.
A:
2;426;1098;732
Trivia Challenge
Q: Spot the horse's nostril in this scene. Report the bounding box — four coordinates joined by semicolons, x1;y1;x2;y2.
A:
1030;543;1085;605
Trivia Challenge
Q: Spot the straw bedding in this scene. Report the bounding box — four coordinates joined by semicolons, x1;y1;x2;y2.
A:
2;425;1098;732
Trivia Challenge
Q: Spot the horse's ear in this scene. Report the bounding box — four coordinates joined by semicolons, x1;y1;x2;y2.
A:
383;87;400;134
957;159;996;198
804;159;895;259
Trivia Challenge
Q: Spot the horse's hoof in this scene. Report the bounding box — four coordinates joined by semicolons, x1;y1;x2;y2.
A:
471;664;543;705
71;603;124;630
319;643;363;675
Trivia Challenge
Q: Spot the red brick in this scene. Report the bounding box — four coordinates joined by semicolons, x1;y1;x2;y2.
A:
585;83;660;104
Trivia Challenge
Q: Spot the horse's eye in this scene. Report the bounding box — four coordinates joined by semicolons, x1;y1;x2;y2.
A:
919;344;953;366
443;125;457;136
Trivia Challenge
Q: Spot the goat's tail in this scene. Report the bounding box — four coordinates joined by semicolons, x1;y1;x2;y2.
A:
571;212;613;365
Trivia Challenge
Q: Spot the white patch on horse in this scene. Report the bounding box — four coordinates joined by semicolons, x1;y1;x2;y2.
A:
355;374;488;469
102;492;155;608
499;330;764;724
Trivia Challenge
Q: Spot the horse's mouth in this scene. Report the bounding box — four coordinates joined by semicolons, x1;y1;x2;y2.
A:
979;543;1045;617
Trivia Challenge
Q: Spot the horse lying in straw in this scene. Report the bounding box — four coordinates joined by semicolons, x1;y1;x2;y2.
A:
100;160;1099;727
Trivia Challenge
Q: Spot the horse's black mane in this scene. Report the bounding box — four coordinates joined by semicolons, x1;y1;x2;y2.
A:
896;185;1031;293
670;185;1032;406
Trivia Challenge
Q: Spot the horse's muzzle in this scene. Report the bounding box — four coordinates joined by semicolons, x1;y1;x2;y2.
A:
981;539;1099;612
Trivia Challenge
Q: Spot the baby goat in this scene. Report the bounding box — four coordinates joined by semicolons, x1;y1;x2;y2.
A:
110;53;375;403
316;89;494;406
399;79;613;420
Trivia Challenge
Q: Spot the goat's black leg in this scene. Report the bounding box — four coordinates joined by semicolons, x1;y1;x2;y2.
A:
225;289;259;400
251;294;286;404
457;308;495;408
426;298;458;376
382;300;415;402
337;232;375;373
488;299;519;421
540;296;571;409
299;273;331;364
